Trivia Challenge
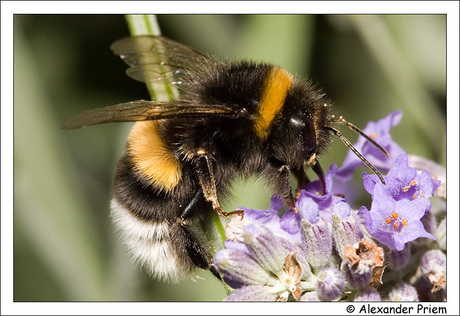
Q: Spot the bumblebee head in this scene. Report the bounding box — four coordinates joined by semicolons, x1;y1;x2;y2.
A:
269;81;387;195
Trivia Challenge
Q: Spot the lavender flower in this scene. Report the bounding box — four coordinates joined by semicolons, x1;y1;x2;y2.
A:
331;211;363;262
359;184;435;251
408;154;446;200
213;111;446;302
227;195;298;243
336;111;405;181
299;163;337;203
359;153;439;251
281;163;346;225
362;153;441;202
300;218;332;273
214;223;310;301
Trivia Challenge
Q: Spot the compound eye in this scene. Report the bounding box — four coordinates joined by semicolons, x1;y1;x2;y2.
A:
304;119;316;154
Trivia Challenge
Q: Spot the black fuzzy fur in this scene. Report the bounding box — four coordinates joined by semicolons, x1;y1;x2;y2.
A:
113;60;334;277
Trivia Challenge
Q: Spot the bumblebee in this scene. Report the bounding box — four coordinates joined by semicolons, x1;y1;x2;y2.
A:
64;36;387;282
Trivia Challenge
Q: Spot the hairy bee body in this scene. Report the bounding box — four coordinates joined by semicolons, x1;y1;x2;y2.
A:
66;36;384;283
108;60;332;281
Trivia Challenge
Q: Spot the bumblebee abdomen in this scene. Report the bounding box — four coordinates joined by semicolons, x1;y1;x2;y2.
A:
110;198;181;280
111;154;214;281
110;198;212;282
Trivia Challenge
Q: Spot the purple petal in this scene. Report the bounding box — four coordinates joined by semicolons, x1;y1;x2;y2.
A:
362;185;436;250
243;207;279;225
362;172;380;195
332;197;352;220
236;196;296;242
268;194;284;212
300;164;337;206
402;220;436;242
296;193;320;223
397;198;432;220
336;111;405;182
279;209;301;234
415;169;441;198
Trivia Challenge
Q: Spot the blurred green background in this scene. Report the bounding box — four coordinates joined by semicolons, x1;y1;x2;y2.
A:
13;15;446;301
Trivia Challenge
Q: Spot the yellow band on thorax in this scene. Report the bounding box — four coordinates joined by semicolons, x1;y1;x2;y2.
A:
254;67;293;139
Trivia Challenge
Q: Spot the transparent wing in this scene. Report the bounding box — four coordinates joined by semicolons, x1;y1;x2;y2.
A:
110;35;215;85
63;100;234;129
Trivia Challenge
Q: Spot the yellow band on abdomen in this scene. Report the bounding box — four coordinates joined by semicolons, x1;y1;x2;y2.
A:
128;121;182;192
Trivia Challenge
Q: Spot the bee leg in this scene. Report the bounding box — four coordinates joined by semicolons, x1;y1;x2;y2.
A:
194;151;220;208
193;150;244;218
292;166;309;200
268;158;298;212
180;187;207;220
176;188;223;279
179;223;215;272
193;150;228;217
209;264;223;281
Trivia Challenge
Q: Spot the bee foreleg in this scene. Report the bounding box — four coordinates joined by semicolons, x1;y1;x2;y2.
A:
268;158;298;212
292;166;309;200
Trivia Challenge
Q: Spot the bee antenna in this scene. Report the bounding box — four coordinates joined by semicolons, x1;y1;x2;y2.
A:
326;126;386;185
332;116;389;158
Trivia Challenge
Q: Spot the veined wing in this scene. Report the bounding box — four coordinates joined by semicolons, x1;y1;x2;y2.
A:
63;100;234;129
110;36;216;85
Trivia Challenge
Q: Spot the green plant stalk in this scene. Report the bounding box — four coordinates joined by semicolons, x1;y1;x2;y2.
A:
124;14;175;101
124;14;230;293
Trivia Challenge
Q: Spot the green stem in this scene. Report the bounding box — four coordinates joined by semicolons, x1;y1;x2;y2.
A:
124;14;230;293
124;14;176;101
125;14;160;36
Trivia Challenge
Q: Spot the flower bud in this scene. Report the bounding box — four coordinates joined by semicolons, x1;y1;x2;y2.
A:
300;219;332;272
387;244;411;269
342;238;385;288
243;223;286;273
214;249;272;288
387;282;419;301
420;249;446;293
223;285;278;301
354;287;381;301
332;213;363;260
316;267;345;301
342;261;372;289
